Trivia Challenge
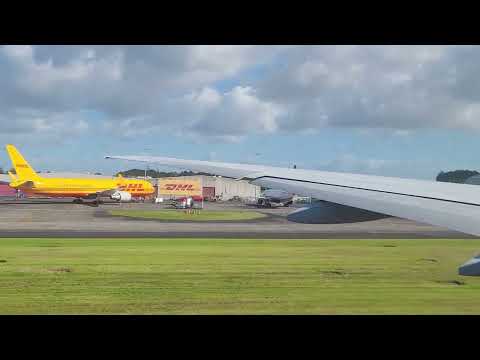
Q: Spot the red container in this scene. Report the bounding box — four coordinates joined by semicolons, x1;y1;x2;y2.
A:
0;184;16;196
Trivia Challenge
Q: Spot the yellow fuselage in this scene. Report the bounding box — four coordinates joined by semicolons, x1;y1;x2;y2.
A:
17;177;154;198
4;144;155;199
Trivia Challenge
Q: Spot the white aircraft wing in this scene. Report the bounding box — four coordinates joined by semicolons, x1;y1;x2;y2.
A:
105;155;480;237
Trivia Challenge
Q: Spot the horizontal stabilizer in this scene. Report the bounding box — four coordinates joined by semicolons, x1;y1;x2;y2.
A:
9;180;34;189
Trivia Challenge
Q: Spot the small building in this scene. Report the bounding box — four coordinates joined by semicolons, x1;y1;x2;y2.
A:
155;175;260;201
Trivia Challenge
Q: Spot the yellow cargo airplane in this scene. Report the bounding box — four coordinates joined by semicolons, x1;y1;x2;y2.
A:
6;144;154;204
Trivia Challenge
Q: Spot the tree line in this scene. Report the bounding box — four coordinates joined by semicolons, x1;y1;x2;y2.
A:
117;168;480;183
436;170;479;183
115;169;213;178
1;165;478;184
0;167;210;177
0;167;15;174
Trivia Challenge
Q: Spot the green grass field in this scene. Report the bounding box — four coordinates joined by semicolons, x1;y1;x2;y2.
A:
109;209;267;221
1;238;480;314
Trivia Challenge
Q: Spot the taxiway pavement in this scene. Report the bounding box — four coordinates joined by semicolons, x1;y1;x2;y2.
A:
0;199;472;238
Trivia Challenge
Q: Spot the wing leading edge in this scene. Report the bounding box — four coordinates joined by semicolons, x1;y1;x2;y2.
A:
105;155;480;237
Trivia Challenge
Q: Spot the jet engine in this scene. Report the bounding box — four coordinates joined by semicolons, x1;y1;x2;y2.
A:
287;200;390;224
110;191;132;202
257;189;294;207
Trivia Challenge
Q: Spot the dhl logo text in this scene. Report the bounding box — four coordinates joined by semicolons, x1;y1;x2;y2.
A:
164;184;195;191
118;183;144;191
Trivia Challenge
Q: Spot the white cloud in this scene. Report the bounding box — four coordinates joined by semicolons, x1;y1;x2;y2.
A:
258;45;480;133
2;45;124;93
186;86;284;138
3;45;480;143
109;86;284;142
188;45;257;75
319;154;393;173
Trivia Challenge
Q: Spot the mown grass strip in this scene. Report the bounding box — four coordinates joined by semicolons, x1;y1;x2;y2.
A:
0;238;479;314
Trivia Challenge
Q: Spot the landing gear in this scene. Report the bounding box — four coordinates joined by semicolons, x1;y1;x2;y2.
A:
92;194;103;207
73;196;102;206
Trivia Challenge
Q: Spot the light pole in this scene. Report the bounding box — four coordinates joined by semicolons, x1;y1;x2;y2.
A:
143;148;152;201
254;152;262;199
143;147;152;180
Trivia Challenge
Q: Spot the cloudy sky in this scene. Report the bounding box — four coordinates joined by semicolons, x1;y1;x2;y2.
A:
0;45;478;179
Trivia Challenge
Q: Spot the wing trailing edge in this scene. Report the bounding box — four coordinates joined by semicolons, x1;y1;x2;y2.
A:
105;154;480;236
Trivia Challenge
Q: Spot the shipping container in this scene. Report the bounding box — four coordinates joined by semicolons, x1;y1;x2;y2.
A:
202;186;215;199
